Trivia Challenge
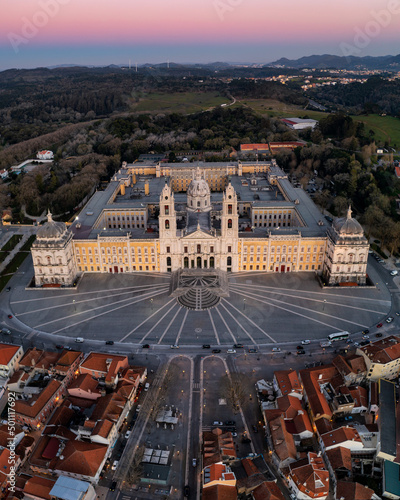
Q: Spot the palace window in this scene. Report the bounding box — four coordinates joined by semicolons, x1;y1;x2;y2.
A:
165;220;170;229
228;219;232;229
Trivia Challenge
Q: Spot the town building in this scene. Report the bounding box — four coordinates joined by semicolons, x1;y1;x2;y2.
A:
357;336;400;381
31;160;369;292
281;118;318;130
0;343;23;378
36;150;54;160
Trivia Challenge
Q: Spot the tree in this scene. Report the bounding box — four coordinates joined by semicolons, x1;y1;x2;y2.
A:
220;373;248;413
362;205;385;240
333;196;348;216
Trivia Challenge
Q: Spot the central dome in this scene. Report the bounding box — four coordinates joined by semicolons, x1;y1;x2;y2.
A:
187;167;211;212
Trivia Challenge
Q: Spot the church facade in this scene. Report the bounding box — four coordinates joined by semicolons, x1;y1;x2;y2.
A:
31;160;369;287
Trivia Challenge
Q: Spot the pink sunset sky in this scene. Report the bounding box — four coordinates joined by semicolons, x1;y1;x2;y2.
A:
1;0;399;69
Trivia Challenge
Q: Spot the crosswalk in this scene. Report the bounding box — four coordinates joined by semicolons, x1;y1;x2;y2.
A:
193;382;200;390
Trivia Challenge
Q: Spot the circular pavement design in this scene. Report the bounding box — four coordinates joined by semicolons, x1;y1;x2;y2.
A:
9;271;391;346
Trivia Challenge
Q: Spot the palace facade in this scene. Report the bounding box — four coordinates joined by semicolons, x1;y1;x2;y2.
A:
31;160;369;287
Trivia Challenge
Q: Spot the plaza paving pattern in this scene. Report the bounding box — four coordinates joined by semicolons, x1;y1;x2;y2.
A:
10;271;390;346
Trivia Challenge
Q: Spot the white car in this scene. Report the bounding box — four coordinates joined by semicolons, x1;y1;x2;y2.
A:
391;270;398;276
111;460;119;470
125;431;131;439
170;344;179;349
301;340;311;345
386;317;394;323
227;349;236;353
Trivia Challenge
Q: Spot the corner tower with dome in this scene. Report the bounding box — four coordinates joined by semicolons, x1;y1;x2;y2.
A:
323;207;369;285
31;211;77;286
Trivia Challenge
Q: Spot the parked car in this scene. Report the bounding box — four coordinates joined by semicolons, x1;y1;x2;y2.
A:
271;347;281;352
376;323;383;328
111;460;119;470
105;340;114;345
234;343;244;348
391;270;398;276
213;421;223;426
170;344;179;349
362;329;370;334
142;344;150;348
252;425;258;433
225;420;235;426
184;485;190;497
125;431;131;439
1;328;11;335
202;344;211;348
301;340;311;345
248;348;258;353
360;340;370;346
227;349;236;353
109;481;117;492
6;287;11;292
7;314;12;319
297;349;306;355
55;344;64;349
386;317;394;323
212;349;221;353
192;458;197;467
376;333;383;337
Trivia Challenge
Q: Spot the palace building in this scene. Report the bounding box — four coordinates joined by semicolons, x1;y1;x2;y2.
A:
31;160;369;288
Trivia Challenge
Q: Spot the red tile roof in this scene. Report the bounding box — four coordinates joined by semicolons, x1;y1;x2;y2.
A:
252;481;286;500
321;426;362;449
274;370;302;397
92;419;113;439
0;343;21;366
54;439;107;477
14;379;62;419
290;453;329;498
240;144;269;151
269;414;297;462
80;352;128;374
360;336;400;363
325;446;352;471
202;484;237;500
299;366;338;420
68;373;100;395
23;476;56;500
336;480;376;499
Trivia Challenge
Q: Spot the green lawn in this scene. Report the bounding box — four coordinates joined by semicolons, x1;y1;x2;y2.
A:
239;98;328;121
350;114;400;148
1;234;22;252
131;92;229;114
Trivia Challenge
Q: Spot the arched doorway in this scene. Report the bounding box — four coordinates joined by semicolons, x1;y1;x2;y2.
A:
184;257;189;268
210;257;214;268
197;257;201;268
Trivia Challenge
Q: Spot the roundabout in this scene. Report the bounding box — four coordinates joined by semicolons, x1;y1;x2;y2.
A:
7;266;391;347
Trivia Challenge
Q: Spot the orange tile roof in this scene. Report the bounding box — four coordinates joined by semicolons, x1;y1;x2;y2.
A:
240;143;269;151
92;419;113;439
0;343;21;366
252;481;285;500
321;426;362;449
80;352;128;373
202;484;237;500
326;446;352;471
277;395;303;419
242;458;260;477
89;392;126;423
274;370;303;396
14;379;61;418
54;439;107;477
19;347;44;367
360;336;400;363
290;452;329;497
54;350;82;372
68;373;100;393
269;414;297;462
336;480;376;499
24;476;56;500
299;366;337;420
208;463;226;481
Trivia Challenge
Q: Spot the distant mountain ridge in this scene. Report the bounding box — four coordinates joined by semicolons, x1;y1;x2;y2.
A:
267;54;400;71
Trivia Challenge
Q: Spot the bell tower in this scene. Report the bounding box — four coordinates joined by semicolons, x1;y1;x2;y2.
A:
220;181;239;272
159;181;177;272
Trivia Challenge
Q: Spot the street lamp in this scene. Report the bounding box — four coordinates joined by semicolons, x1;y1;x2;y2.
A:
243;298;246;311
73;299;76;311
323;299;326;311
150;298;153;310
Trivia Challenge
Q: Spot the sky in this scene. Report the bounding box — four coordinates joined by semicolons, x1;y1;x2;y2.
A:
0;0;399;70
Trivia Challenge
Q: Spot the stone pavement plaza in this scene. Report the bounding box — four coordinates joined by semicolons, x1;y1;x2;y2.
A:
8;268;391;346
